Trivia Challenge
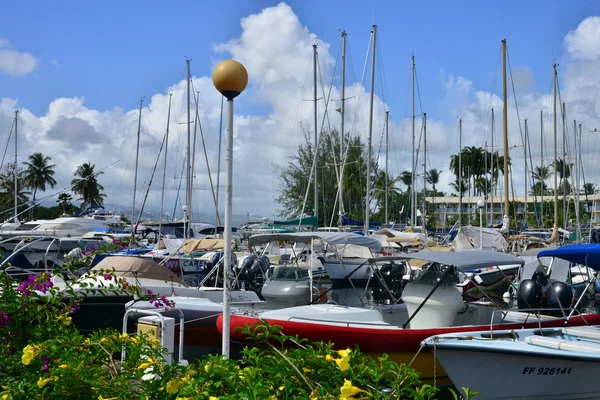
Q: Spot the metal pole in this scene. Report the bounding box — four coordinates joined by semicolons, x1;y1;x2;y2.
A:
132;98;143;235
159;94;172;239
479;208;483;249
502;39;510;221
186;59;192;238
458;118;462;226
411;55;415;227
540;110;544;227
222;98;234;359
552;64;559;241
313;44;319;225
385;110;389;224
422;112;427;233
524;118;528;228
14;110;17;223
562;102;567;230
216;97;224;225
484;140;488;226
575;119;581;241
365;25;376;235
338;31;346;228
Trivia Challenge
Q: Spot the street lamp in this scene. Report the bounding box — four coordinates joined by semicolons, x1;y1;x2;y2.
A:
182;205;188;239
212;59;248;360
477;199;485;250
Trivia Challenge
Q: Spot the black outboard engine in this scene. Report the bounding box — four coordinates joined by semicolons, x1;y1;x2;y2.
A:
545;281;574;316
372;261;408;303
240;255;256;271
517;279;543;310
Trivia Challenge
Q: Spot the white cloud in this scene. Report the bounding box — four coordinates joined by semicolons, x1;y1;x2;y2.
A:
565;16;600;60
0;39;37;76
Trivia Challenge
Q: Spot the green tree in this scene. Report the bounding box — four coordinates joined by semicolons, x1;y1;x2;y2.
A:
0;162;30;220
584;183;596;195
71;163;106;208
57;192;73;215
22;153;57;217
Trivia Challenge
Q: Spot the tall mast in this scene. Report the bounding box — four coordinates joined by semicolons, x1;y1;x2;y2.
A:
365;25;376;235
524;118;528;228
540;110;544;227
422;112;427;233
313;44;319;225
159;94;172;242
132;98;143;235
385;110;389;224
458;118;462;226
502;39;509;221
338;31;347;228
216;97;224;224
550;64;559;243
562;102;567;230
191;90;200;224
491;108;495;226
575;119;581;241
484;140;488;226
13;110;18;223
186;59;192;238
411;55;416;227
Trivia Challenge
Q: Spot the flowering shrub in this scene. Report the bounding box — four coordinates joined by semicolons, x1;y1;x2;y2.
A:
0;248;477;399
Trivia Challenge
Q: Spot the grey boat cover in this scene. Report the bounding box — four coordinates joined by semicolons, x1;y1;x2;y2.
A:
371;250;523;272
248;232;382;252
90;256;187;285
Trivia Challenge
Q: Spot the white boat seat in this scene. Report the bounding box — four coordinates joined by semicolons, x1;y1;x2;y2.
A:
563;326;600;341
525;335;600;353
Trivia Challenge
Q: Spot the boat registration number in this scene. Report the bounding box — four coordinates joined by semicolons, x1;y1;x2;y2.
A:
522;367;572;375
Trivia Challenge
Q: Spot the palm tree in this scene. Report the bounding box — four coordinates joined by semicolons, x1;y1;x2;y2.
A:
0;163;30;219
22;153;57;215
57;193;73;215
425;169;441;208
71;163;106;208
450;178;468;196
554;158;572;192
584;183;596;195
372;171;401;217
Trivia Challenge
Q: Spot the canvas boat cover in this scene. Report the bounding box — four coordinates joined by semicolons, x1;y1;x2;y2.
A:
248;232;382;252
90;256;187;285
370;250;524;272
538;244;600;271
182;238;228;254
451;226;508;252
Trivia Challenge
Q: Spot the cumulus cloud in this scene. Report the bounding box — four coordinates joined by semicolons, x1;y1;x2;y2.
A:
2;7;600;224
0;39;37;76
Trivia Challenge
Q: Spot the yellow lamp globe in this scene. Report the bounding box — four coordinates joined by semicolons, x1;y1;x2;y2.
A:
212;60;248;100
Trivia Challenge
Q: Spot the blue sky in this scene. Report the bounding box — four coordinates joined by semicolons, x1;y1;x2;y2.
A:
1;1;600;220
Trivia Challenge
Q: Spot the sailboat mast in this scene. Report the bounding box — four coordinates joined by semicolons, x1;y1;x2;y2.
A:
132;98;143;235
562;102;567;230
551;63;559;242
540;110;544;227
422;112;427;233
159;94;172;240
313;44;319;225
524;119;528;227
385;110;389;224
491;108;495;225
502;39;509;220
186;59;192;238
411;55;415;227
14;110;17;223
338;31;347;228
365;25;376;235
458;118;462;226
574;119;581;241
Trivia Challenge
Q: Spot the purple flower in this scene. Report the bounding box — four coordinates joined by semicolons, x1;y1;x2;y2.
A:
41;364;48;372
42;355;49;364
23;289;31;298
146;289;152;295
90;246;95;251
103;274;113;281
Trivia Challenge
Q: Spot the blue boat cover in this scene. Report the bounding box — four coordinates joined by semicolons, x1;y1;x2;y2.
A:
538;244;600;270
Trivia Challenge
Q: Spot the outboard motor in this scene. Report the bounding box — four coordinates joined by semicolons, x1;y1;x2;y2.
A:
545;281;574;316
517;279;543;310
373;261;408;303
240;255;256;271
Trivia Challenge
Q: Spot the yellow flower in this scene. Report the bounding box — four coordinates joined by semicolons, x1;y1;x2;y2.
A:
120;332;129;339
37;377;57;389
325;354;334;361
185;369;197;379
209;397;218;400
204;362;211;373
98;397;117;400
176;398;191;400
337;348;351;358
150;339;160;346
63;316;72;326
58;364;69;370
334;354;351;372
166;379;181;394
2;394;9;400
278;386;284;391
138;362;153;370
22;345;37;365
340;379;366;399
302;367;312;373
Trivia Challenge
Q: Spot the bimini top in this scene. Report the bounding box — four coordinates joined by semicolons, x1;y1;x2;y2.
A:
538;244;600;270
248;232;382;252
370;250;524;272
90;256;187;285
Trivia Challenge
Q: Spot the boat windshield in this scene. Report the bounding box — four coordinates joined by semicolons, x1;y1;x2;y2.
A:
270;266;309;280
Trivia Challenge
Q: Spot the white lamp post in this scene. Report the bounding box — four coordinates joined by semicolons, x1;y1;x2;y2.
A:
477;199;485;250
212;59;248;359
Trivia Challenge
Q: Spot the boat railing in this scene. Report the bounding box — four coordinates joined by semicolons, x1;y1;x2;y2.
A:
489;307;588;338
